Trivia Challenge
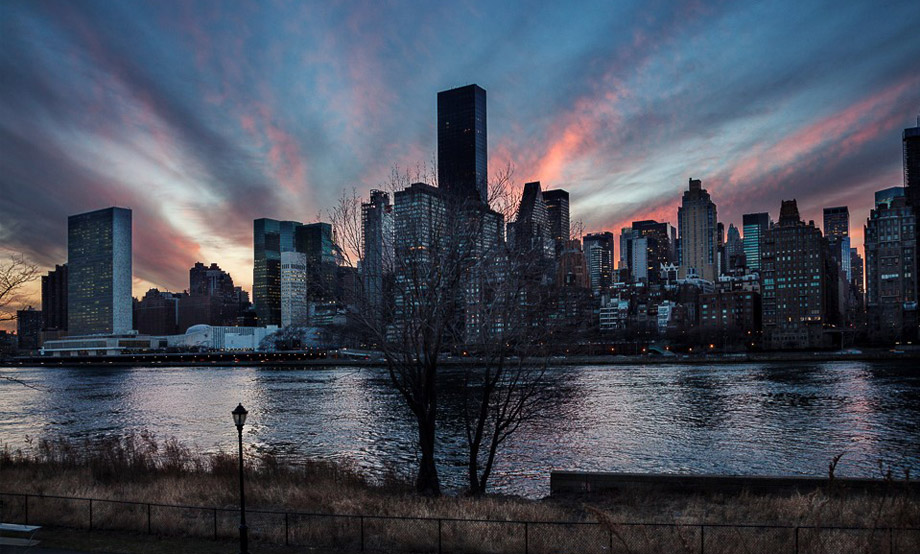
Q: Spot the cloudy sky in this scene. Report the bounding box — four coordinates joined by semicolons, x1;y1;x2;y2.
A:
2;0;919;319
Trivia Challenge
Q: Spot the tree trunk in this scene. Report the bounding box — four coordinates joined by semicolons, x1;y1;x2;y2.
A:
415;410;440;496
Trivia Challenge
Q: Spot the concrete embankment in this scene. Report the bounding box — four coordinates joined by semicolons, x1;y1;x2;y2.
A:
550;471;920;496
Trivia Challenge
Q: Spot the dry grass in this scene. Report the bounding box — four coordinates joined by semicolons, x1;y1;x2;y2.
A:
1;434;918;553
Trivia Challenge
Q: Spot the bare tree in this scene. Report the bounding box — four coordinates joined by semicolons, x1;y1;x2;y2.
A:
330;164;492;495
0;254;39;322
456;176;566;495
331;164;565;496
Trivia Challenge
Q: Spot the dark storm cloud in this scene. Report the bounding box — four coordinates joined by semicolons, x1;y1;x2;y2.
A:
1;0;919;299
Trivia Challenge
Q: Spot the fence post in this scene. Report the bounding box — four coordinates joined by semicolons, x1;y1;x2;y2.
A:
285;512;289;546
147;504;152;534
438;518;442;554
889;527;893;554
360;515;364;552
89;498;93;530
23;494;28;525
525;521;529;554
794;527;799;554
213;508;217;540
608;528;613;552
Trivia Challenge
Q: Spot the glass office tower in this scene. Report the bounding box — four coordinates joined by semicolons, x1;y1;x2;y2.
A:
742;212;770;271
67;207;132;335
253;218;302;326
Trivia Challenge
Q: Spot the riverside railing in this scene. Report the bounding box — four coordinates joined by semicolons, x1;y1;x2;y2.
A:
1;491;918;553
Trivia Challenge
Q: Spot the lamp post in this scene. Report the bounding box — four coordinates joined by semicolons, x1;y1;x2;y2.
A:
232;403;249;554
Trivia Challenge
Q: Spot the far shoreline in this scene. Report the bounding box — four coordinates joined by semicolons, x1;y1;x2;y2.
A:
2;347;919;368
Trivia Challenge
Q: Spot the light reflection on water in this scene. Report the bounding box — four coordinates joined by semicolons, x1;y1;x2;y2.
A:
1;361;918;497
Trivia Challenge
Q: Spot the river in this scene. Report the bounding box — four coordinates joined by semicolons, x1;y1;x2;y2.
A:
2;361;918;497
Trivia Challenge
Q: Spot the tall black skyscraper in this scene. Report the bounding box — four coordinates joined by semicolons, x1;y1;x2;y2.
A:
437;84;487;203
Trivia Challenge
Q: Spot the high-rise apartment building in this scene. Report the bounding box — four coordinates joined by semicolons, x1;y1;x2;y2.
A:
361;190;393;313
761;200;838;349
253;218;302;326
583;232;614;295
67;207;132;335
543;189;570;253
280;251;308;327
437;84;488;203
742;212;770;271
41;264;67;333
864;194;917;342
677;178;718;281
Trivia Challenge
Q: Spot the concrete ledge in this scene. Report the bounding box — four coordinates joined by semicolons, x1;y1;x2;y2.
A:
550;471;920;496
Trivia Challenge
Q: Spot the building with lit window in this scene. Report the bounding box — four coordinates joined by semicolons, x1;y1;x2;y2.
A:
864;193;917;342
742;212;770;271
67;207;132;335
280;251;308;327
253;218;301;326
761;200;839;349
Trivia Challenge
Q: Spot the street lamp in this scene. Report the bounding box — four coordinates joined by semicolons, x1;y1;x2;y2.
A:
232;403;249;554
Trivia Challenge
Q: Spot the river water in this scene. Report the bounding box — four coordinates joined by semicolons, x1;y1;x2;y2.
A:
2;361;918;497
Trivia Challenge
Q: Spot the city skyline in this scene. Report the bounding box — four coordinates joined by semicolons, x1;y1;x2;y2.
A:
2;0;920;322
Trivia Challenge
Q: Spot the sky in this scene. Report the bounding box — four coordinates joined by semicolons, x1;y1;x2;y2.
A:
1;0;919;324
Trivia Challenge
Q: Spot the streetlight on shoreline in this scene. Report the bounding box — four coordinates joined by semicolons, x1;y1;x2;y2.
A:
232;403;249;554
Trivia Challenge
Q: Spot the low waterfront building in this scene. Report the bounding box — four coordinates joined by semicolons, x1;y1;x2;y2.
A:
40;325;280;357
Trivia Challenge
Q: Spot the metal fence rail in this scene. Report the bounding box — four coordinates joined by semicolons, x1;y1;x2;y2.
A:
1;491;917;553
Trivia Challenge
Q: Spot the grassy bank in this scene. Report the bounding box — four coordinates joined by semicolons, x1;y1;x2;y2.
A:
1;434;918;553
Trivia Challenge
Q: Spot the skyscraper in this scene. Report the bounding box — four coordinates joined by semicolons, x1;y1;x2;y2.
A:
823;206;851;282
543;189;570;253
508;181;553;259
296;222;338;304
437;84;487;203
67;207;132;335
583;232;614;294
677;178;718;281
864;194;917;342
760;200;838;349
253;218;301;326
362;190;394;313
742;212;770;271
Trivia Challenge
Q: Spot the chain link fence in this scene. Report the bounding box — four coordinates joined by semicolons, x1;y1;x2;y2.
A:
1;492;918;553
